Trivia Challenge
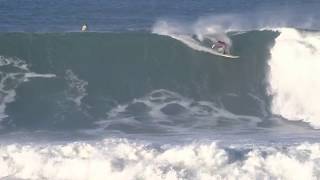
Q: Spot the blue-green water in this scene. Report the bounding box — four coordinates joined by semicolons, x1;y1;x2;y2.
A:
1;1;320;179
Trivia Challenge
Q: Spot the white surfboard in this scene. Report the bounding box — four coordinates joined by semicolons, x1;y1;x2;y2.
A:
211;51;239;59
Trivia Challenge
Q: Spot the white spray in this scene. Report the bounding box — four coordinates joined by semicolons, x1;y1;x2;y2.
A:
268;28;320;128
152;18;232;55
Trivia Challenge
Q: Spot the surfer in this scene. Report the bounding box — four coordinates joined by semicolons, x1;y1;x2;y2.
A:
212;40;229;54
81;24;88;32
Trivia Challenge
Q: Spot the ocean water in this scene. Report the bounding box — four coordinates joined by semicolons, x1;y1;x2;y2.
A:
1;0;320;179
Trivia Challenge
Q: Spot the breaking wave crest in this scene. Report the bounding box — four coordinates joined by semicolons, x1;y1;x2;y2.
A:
268;28;320;128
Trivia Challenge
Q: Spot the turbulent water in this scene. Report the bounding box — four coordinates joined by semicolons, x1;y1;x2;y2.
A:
1;0;320;179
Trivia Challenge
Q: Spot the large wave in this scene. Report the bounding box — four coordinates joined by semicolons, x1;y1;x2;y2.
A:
1;25;320;180
0;27;319;130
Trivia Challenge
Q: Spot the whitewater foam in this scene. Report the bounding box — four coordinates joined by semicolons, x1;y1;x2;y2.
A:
64;69;88;107
1;138;320;180
268;28;320;128
0;56;56;123
97;89;262;133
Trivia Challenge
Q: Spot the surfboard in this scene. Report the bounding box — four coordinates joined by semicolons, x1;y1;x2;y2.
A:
211;51;239;59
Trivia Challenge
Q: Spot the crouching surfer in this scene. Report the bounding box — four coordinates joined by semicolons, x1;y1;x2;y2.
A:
212;40;230;55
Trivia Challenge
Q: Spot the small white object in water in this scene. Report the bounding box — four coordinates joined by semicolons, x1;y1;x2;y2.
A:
81;24;88;32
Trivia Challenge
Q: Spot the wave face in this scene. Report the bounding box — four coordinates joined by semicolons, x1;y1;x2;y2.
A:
0;31;279;131
0;29;320;130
